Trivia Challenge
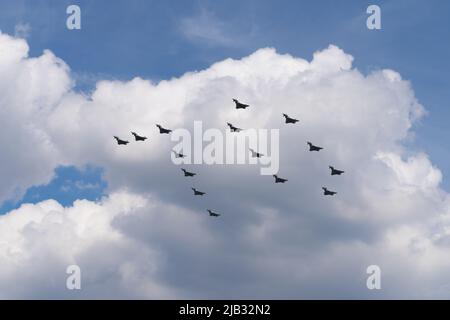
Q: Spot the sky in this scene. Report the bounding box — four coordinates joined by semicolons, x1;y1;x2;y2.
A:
0;0;450;299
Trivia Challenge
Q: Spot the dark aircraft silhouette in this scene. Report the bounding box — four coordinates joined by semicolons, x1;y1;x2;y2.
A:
181;168;196;177
114;136;129;145
207;209;221;217
329;166;344;175
249;148;263;158
322;187;337;196
172;150;186;158
273;175;288;183
131;132;147;141
283;113;299;124
227;122;242;132
307;142;323;152
191;188;206;196
156;124;172;134
233;99;249;109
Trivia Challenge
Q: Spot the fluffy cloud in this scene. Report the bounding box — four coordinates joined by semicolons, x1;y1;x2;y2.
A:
0;33;70;204
0;192;185;299
1;31;450;298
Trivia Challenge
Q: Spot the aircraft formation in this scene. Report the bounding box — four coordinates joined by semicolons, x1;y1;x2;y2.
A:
113;98;345;217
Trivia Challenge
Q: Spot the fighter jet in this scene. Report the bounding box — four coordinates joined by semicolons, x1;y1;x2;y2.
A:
156;124;172;134
172;150;186;158
114;136;129;145
329;166;344;176
227;122;242;132
273;175;288;183
322;187;337;196
131;132;147;141
233;99;250;109
283;113;299;124
207;209;221;217
191;188;206;196
307;142;323;152
181;168;196;177
249;148;263;158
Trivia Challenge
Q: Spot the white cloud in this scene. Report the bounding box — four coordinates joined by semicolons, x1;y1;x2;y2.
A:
0;192;185;299
1;31;450;298
0;32;70;204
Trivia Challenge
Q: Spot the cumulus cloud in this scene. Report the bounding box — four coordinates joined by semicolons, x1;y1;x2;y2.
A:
0;33;70;204
0;192;184;299
1;31;450;298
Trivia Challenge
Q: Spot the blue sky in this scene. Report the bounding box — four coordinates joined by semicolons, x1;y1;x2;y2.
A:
0;0;449;211
0;166;106;214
